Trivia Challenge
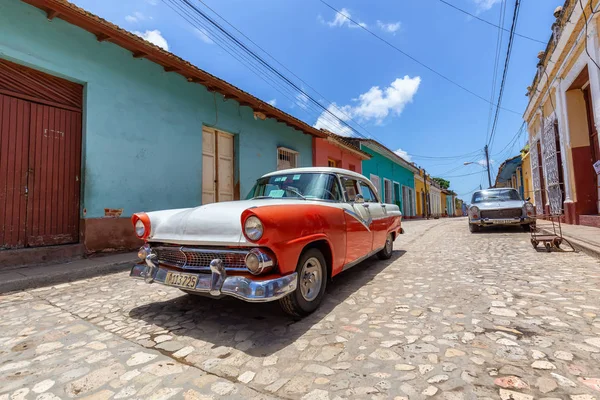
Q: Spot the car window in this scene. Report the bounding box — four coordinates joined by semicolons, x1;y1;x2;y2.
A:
472;189;521;203
340;177;359;202
247;173;341;201
359;181;378;203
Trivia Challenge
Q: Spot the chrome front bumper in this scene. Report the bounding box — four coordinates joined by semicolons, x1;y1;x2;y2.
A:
471;217;534;226
130;257;297;303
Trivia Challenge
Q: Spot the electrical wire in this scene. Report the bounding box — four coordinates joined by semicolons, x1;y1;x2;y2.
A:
165;0;375;142
435;0;545;44
195;0;381;142
407;149;483;160
318;0;521;115
578;0;600;72
487;0;521;151
485;0;507;144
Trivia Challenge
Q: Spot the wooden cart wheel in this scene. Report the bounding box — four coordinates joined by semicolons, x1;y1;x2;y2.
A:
531;239;538;248
553;238;562;248
544;242;552;252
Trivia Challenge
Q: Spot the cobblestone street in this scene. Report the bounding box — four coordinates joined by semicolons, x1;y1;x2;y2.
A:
2;218;600;400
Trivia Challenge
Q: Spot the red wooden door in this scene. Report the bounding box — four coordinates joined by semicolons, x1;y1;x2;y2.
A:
27;103;81;247
0;94;30;249
0;59;83;250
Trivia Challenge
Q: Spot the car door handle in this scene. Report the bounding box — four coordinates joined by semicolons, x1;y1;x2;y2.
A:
381;204;387;207
363;204;370;208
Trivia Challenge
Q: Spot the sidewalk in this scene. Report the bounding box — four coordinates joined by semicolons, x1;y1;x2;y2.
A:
0;252;137;294
537;220;600;258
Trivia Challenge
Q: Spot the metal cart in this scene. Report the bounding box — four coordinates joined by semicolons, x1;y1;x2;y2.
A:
530;214;575;252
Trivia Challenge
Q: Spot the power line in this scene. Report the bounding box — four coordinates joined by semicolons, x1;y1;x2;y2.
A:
318;0;521;115
487;0;521;151
485;0;507;144
166;0;376;143
435;0;545;44
407;149;483;160
196;0;380;141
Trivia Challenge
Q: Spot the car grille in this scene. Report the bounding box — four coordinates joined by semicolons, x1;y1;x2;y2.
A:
153;246;249;272
480;208;522;219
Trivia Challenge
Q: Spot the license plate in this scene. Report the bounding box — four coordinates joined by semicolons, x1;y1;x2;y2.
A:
493;219;515;224
165;271;198;289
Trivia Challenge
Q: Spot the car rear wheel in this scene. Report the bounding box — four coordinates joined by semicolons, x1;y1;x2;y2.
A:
469;223;480;233
522;223;532;232
279;248;327;317
377;233;394;260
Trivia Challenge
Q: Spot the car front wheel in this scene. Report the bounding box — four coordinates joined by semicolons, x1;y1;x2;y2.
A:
469;223;480;233
377;233;394;260
279;248;327;317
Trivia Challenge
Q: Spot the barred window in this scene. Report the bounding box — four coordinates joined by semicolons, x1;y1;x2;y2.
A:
277;147;298;170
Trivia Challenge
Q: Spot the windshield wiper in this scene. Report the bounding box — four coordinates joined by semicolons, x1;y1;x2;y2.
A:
252;196;275;199
284;188;306;200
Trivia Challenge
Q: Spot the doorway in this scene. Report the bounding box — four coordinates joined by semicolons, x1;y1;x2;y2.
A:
0;59;83;250
202;127;234;204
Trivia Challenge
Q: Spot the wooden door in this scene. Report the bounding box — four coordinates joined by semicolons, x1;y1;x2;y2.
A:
202;128;216;204
0;59;83;249
27;103;81;247
0;94;30;249
217;132;234;202
202;128;234;204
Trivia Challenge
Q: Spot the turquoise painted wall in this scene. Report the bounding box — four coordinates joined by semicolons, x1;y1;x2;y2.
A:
0;1;312;218
359;144;416;211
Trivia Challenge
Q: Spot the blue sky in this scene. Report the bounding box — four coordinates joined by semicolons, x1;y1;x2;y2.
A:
73;0;558;201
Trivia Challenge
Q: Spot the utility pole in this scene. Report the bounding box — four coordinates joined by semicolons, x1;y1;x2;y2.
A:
424;169;430;219
484;145;493;188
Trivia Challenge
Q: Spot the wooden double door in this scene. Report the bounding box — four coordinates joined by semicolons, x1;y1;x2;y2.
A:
1;59;83;249
0;94;82;249
201;127;234;204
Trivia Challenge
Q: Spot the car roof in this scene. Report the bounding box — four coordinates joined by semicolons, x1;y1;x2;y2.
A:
474;188;518;193
262;167;368;181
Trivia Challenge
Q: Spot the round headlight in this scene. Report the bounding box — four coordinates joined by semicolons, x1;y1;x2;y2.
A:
469;206;480;218
135;220;146;237
244;216;263;241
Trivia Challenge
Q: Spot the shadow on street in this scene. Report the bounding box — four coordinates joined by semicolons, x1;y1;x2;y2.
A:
128;250;406;357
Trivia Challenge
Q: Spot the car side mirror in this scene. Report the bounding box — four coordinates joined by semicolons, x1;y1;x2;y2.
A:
355;194;365;204
526;197;530;202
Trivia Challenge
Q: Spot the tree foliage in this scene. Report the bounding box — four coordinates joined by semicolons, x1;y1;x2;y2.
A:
432;177;450;189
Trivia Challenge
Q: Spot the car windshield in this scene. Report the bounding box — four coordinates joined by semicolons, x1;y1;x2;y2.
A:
471;189;521;203
246;173;342;201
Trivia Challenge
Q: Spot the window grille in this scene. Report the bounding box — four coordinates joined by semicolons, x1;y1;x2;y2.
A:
277;147;298;170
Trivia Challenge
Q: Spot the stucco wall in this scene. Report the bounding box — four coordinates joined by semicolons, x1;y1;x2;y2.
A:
360;144;415;211
0;1;312;220
312;138;363;173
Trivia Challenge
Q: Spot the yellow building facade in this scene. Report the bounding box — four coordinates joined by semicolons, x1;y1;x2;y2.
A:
523;0;600;226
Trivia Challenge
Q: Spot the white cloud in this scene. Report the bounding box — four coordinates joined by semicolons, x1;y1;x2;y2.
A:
477;159;495;167
193;28;214;44
268;99;277;106
352;75;421;123
473;0;502;13
322;7;367;29
296;91;310;110
133;30;169;51
314;103;355;137
377;20;401;34
313;75;421;136
125;11;148;23
394;148;412;162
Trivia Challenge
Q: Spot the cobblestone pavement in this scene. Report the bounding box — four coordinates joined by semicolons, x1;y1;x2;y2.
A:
2;218;600;400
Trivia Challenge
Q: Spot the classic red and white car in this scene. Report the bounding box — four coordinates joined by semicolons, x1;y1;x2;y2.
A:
130;167;402;316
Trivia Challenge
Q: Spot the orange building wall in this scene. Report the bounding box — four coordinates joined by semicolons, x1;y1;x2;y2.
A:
313;137;364;173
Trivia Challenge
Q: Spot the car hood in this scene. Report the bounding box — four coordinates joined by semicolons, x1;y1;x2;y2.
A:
473;200;525;210
147;199;312;246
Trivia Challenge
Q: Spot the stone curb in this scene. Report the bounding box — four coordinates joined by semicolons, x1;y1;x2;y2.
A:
539;227;600;260
0;256;135;294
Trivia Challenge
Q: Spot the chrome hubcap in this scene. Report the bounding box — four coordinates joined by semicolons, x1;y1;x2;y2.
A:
300;257;322;302
385;235;393;253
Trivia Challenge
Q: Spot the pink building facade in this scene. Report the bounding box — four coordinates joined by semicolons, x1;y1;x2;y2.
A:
312;132;370;172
